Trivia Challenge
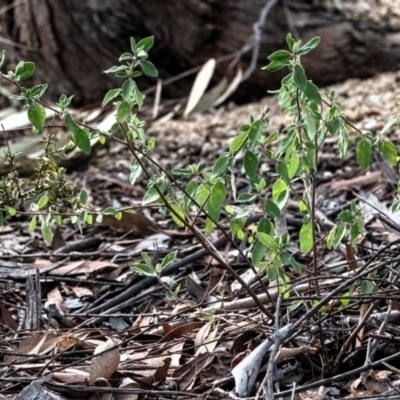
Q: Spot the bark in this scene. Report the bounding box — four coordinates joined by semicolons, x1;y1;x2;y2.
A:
0;0;399;105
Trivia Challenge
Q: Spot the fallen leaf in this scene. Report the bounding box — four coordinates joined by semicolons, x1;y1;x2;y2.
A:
89;339;120;385
184;58;216;117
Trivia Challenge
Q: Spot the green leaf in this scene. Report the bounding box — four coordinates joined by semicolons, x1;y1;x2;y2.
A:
170;203;186;227
137;36;155;52
130;37;136;52
304;81;321;105
184;181;198;208
143;186;161;205
244;150;259;180
172;168;193;177
257;232;276;250
130;163;142;185
356;140;372;169
288;152;300;178
258;217;274;236
29;216;37;232
265;199;282;219
338;130;349;158
267;49;291;64
276;161;290;183
7;206;16;216
263;61;285;72
195;184;209;207
104;65;127;74
248;120;262;149
212;154;230;178
252;241;266;266
31;84;48;98
350;222;360;242
379;140;398;166
119;52;133;62
41;221;53;244
392;200;400;213
337;210;353;222
304;109;316;140
122;79;136;101
65;114;91;154
237;193;257;203
293;64;307;91
139;60;158;77
103;207;117;215
286;33;296;49
230;217;246;240
28;103;46;131
333;224;346;248
298;200;308;213
102;88;121;106
229;130;248;154
282;253;301;273
272;179;289;209
117;101;131;122
206;181;227;222
299;221;313;253
381;114;400;135
79;189;88;205
277;130;296;155
297;36;321;55
160;250;178;270
37;195;49;209
362;280;375;294
134;88;144;109
305;141;316;170
15;61;35;80
0;50;7;69
74;129;91;155
234;205;256;220
132;263;156;277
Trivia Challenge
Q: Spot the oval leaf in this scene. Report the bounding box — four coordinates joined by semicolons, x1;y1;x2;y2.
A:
299;221;313;253
356;140;372;169
28;104;46;131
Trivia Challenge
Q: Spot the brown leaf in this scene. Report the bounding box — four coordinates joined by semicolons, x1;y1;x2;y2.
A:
1;303;18;331
52;368;90;384
36;260;115;276
102;212;159;236
89;339;120;385
46;287;67;313
158;321;204;343
4;332;59;363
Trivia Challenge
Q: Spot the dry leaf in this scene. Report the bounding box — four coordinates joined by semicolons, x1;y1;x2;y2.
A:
184;58;216;117
36;260;115;276
89;339;120;385
195;322;219;355
213;66;243;107
5;333;59;363
102;212;159;236
1;303;18;331
158;321;204;343
46;287;67;313
69;286;93;298
52;368;90;384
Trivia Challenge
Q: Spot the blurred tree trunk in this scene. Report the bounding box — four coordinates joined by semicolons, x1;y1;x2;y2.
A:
0;0;399;105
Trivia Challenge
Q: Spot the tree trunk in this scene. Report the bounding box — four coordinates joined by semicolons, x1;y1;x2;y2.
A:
1;0;399;105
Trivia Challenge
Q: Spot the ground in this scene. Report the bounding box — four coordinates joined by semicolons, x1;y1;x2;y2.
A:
1;69;400;399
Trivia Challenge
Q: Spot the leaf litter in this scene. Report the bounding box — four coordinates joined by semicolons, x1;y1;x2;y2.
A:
1;70;400;398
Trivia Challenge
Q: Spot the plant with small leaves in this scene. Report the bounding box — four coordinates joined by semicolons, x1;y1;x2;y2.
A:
132;251;181;301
